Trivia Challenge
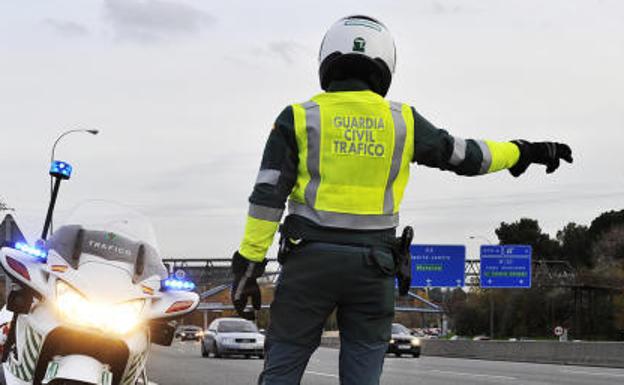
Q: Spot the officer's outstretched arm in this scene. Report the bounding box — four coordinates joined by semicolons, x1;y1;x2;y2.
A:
411;107;572;176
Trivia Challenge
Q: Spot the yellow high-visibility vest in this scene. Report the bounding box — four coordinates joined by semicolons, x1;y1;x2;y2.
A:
288;90;414;229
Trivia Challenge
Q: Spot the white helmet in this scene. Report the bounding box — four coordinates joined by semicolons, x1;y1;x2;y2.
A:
319;15;396;96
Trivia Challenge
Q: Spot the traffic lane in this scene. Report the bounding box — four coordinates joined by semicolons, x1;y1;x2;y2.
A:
148;342;624;385
308;349;624;385
147;340;264;385
381;356;624;385
147;342;336;385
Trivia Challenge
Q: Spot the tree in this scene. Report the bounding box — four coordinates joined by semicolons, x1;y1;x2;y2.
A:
495;218;560;258
587;209;624;273
557;223;591;268
588;209;624;242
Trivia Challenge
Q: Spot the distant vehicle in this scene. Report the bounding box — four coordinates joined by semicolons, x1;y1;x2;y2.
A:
472;335;491;341
388;323;420;358
201;317;265;359
176;325;204;341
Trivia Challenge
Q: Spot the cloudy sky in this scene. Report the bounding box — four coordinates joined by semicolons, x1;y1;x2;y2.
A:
1;0;623;259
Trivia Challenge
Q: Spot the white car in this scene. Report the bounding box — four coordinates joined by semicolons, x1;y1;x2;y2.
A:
201;317;265;359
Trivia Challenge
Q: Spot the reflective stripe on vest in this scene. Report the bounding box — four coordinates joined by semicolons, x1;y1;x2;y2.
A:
384;101;407;214
290;91;413;230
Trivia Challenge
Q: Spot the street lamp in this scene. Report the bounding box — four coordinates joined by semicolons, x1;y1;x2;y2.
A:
48;129;99;234
468;234;496;339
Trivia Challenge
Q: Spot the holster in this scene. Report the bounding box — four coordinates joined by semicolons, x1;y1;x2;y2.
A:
277;227;300;265
393;226;413;296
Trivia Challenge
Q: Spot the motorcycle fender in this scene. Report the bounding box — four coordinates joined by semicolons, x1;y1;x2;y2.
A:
41;355;112;385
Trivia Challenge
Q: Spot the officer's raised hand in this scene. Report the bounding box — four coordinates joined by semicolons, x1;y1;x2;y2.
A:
509;140;573;177
231;251;267;320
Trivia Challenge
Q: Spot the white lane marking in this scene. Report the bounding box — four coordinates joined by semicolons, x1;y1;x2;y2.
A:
305;370;339;378
560;369;624;378
428;369;516;381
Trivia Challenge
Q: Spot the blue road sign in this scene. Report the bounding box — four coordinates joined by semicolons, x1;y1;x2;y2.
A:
480;245;532;288
410;245;466;288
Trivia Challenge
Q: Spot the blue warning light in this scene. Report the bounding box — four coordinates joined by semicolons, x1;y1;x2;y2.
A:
50;161;73;180
162;278;196;291
14;242;48;261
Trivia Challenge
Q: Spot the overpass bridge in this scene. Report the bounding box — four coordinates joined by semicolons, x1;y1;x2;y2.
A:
164;256;624;335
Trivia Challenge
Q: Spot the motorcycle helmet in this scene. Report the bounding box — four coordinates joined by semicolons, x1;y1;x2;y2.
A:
318;15;396;96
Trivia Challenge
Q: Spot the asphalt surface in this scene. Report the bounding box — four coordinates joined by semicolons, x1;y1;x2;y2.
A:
147;340;624;385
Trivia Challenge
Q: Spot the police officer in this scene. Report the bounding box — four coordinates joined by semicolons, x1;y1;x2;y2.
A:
231;15;572;385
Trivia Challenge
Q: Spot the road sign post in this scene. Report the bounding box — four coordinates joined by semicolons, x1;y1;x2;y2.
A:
480;245;532;289
554;325;568;341
410;245;466;288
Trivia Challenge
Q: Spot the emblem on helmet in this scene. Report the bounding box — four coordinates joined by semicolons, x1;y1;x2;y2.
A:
352;37;366;52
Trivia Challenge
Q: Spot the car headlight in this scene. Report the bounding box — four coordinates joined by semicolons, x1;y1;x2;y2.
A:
389;339;395;344
411;338;421;347
56;280;145;335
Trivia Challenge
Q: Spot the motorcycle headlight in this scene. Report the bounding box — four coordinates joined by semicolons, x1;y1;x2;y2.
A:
56;280;145;335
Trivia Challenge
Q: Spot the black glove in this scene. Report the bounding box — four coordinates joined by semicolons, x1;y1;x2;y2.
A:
231;251;267;321
509;140;573;177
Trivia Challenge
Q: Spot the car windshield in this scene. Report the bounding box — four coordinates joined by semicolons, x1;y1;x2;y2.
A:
392;324;410;335
218;320;258;333
46;201;167;280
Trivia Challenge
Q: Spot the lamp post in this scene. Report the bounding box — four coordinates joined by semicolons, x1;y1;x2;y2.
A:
468;234;496;339
48;129;99;234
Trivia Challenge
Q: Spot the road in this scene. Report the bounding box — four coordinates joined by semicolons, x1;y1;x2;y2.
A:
147;341;624;385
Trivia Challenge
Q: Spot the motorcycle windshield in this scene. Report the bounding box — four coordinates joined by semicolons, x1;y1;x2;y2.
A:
47;201;168;281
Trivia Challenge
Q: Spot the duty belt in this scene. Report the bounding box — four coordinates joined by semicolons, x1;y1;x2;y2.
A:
279;215;396;249
278;214;413;296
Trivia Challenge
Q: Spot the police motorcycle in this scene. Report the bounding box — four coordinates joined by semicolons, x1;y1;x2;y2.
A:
0;161;199;385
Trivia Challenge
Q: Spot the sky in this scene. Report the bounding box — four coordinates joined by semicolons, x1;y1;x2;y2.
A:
1;0;623;259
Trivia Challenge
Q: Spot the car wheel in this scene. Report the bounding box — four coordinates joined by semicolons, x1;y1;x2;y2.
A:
244;354;251;359
213;342;221;358
394;352;401;357
257;354;265;359
201;343;209;358
412;353;420;358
